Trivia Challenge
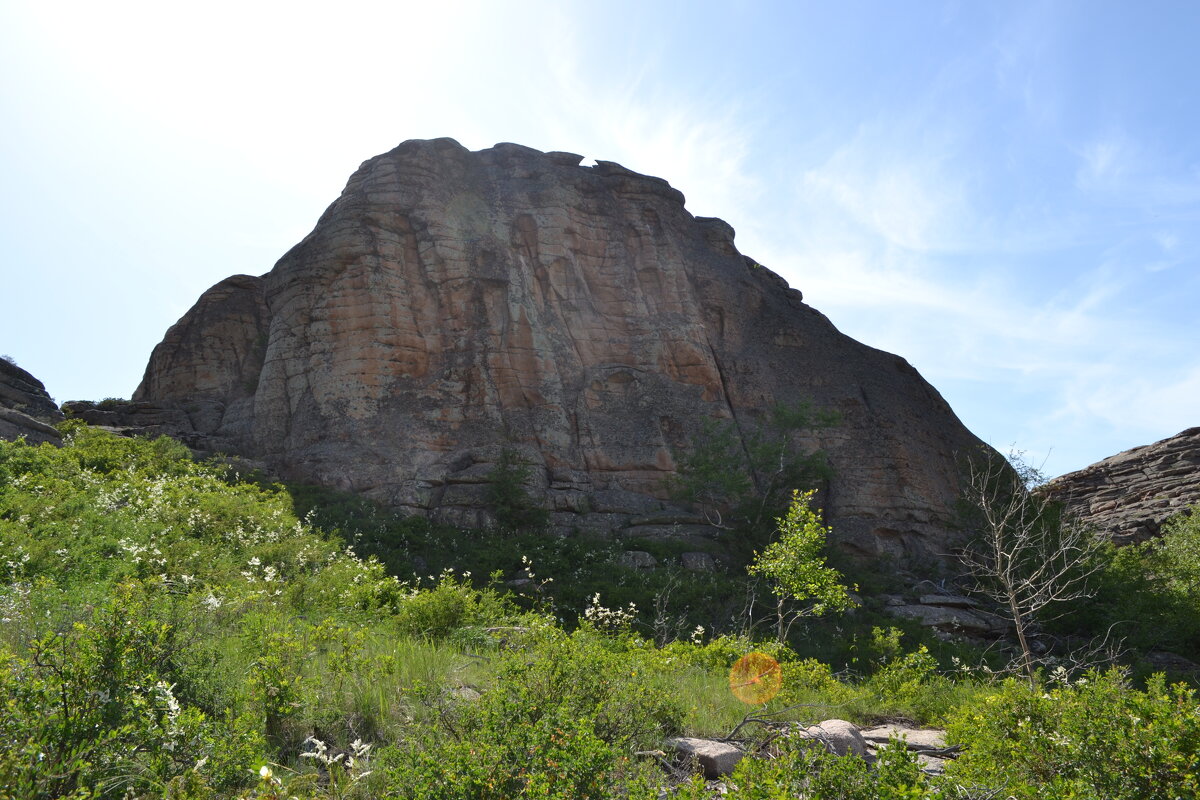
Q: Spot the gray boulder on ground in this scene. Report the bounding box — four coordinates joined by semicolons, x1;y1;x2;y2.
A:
798;719;867;757
886;603;1009;638
860;725;948;751
617;550;658;569
666;737;744;777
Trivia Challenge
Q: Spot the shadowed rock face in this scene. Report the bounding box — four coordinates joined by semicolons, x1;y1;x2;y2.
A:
1045;428;1200;544
134;138;992;563
0;358;63;445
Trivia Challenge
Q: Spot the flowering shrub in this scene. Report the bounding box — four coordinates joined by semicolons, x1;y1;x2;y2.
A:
0;582;262;797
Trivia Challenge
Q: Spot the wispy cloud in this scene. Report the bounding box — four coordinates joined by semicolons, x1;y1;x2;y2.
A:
800;146;967;253
535;12;762;222
1077;136;1129;186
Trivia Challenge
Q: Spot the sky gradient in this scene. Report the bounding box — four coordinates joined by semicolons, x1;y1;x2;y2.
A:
2;0;1196;478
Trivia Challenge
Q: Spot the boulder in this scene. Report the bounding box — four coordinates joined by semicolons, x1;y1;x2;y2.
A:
860;725;947;752
666;737;744;777
886;604;1009;638
918;594;978;609
0;407;61;445
1143;651;1200;677
617;550;658;569
798;719;867;757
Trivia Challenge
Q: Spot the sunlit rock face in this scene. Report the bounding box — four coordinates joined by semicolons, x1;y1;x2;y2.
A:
1045;428;1200;545
135;138;991;563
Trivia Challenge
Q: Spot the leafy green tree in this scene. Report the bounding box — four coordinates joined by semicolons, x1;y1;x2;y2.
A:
670;401;837;546
748;489;853;642
486;448;549;532
1086;505;1200;661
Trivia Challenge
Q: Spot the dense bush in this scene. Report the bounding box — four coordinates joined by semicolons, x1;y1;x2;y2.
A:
946;668;1200;798
1063;505;1200;665
674;735;929;800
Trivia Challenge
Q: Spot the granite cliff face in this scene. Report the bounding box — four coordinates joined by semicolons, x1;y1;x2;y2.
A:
1045;428;1200;544
0;358;63;445
133;138;992;562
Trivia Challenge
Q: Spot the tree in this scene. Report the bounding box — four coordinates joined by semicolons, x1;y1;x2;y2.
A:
748;489;853;642
670;401;837;542
486;448;550;532
958;451;1103;686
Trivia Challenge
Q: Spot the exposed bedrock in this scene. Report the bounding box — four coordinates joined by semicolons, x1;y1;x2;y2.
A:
0;358;64;445
1045;427;1200;544
133;138;994;564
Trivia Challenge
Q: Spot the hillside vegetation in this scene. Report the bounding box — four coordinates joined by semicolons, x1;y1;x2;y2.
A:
1;425;1197;799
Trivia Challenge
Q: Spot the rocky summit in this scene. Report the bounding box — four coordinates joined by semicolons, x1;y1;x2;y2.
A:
1045;428;1200;544
131;138;993;562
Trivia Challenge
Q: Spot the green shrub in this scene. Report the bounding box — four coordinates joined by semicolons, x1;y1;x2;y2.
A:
1057;505;1200;668
0;582;263;798
945;668;1200;798
374;626;676;799
486;448;549;532
389;571;517;640
673;735;929;800
668;402;836;552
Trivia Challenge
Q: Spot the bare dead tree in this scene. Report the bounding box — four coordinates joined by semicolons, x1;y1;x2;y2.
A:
958;451;1103;687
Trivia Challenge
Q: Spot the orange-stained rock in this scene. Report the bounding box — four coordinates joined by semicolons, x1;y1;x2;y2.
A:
133;138;995;563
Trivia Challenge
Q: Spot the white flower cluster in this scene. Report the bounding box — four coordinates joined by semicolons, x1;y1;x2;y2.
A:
0;582;31;624
3;546;30;579
519;555;552;588
583;593;638;633
154;680;183;751
240;557;283;596
300;736;372;781
117;538;167;569
1047;664;1089;687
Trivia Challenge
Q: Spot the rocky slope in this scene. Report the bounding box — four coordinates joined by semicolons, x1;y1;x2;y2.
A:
129;138;995;563
1045;428;1200;544
0;358;63;445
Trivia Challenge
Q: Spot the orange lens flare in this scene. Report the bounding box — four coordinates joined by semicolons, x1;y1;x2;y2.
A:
729;652;782;705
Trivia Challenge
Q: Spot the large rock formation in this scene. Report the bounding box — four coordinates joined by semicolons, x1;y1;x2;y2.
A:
0;358;64;445
1045;428;1200;544
132;138;993;562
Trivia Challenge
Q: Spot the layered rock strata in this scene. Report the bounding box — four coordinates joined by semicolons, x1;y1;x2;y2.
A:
0;358;63;445
132;138;993;562
1045;428;1200;544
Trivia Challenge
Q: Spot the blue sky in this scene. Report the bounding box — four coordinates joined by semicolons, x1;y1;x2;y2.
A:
1;0;1196;478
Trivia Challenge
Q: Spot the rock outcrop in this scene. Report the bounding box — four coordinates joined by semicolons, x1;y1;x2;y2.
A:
1044;428;1200;544
131;138;994;563
0;358;63;445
